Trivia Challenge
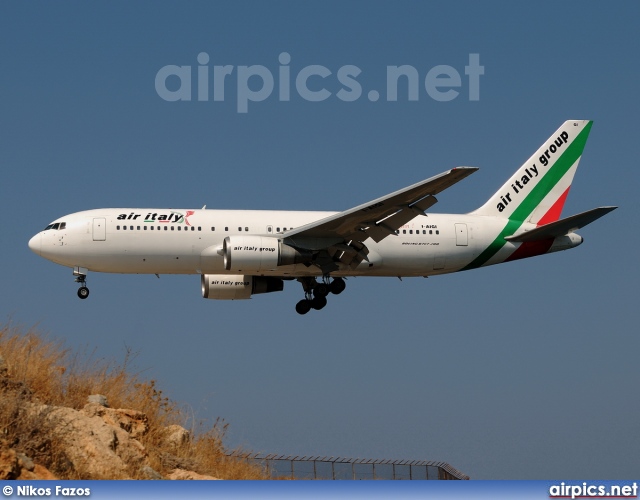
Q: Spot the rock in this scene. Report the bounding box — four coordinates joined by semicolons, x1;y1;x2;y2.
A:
140;465;163;480
162;424;191;449
0;439;20;480
0;434;57;480
87;394;109;407
33;464;58;479
17;464;58;480
29;403;150;479
160;452;198;472
83;403;149;439
17;453;35;472
168;468;220;480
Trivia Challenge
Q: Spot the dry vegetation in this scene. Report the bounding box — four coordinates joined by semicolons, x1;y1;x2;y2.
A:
0;322;269;479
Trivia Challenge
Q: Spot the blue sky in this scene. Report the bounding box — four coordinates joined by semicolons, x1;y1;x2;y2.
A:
1;2;638;479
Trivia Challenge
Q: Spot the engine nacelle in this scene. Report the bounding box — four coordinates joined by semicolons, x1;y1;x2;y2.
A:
222;235;311;272
201;274;284;300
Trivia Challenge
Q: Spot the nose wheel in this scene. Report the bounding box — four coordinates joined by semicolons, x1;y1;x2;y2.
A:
74;272;90;300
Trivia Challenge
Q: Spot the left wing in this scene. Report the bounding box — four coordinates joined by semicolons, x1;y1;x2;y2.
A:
283;167;478;272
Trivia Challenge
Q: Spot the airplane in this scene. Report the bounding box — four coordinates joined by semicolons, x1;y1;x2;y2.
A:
28;120;616;314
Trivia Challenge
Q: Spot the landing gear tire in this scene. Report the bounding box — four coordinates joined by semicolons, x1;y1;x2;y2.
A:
295;299;312;315
330;277;346;295
77;286;90;300
295;277;334;314
314;283;330;297
311;295;327;310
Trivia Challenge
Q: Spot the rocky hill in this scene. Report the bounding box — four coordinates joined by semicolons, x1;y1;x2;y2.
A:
0;324;267;480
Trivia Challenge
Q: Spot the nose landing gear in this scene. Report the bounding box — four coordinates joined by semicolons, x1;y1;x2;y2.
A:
73;267;90;300
295;276;346;314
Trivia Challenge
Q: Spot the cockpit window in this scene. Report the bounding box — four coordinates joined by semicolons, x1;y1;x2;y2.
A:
59;222;66;230
43;222;66;231
44;224;54;230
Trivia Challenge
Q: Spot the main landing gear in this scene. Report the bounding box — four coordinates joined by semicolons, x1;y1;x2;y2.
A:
295;276;346;315
74;269;90;299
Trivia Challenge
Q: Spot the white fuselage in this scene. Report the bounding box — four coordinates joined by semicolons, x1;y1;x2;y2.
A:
28;208;514;278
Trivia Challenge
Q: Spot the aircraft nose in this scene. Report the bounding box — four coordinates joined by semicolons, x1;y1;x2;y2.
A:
28;233;41;256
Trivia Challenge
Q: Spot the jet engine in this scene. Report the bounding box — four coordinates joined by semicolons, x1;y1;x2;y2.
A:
222;235;311;272
201;274;284;300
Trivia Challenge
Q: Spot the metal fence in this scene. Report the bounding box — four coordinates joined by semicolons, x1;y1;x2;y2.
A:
229;453;469;480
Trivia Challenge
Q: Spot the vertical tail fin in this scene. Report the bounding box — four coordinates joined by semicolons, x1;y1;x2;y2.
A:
471;120;593;225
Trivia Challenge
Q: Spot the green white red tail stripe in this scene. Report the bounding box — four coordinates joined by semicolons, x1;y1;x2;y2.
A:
464;120;593;270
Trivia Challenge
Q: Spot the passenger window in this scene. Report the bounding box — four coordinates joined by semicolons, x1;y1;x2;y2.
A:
277;227;280;232
178;226;181;231
164;226;167;231
403;230;406;234
409;230;413;234
225;227;228;231
171;226;174;231
211;227;215;231
117;225;120;230
198;227;201;231
429;230;432;235
137;226;140;230
143;226;147;230
245;227;248;231
130;226;133;230
123;226;127;230
150;226;154;230
436;230;439;235
238;227;242;231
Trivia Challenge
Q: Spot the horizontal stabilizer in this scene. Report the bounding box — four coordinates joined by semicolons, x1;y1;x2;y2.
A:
504;206;617;242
